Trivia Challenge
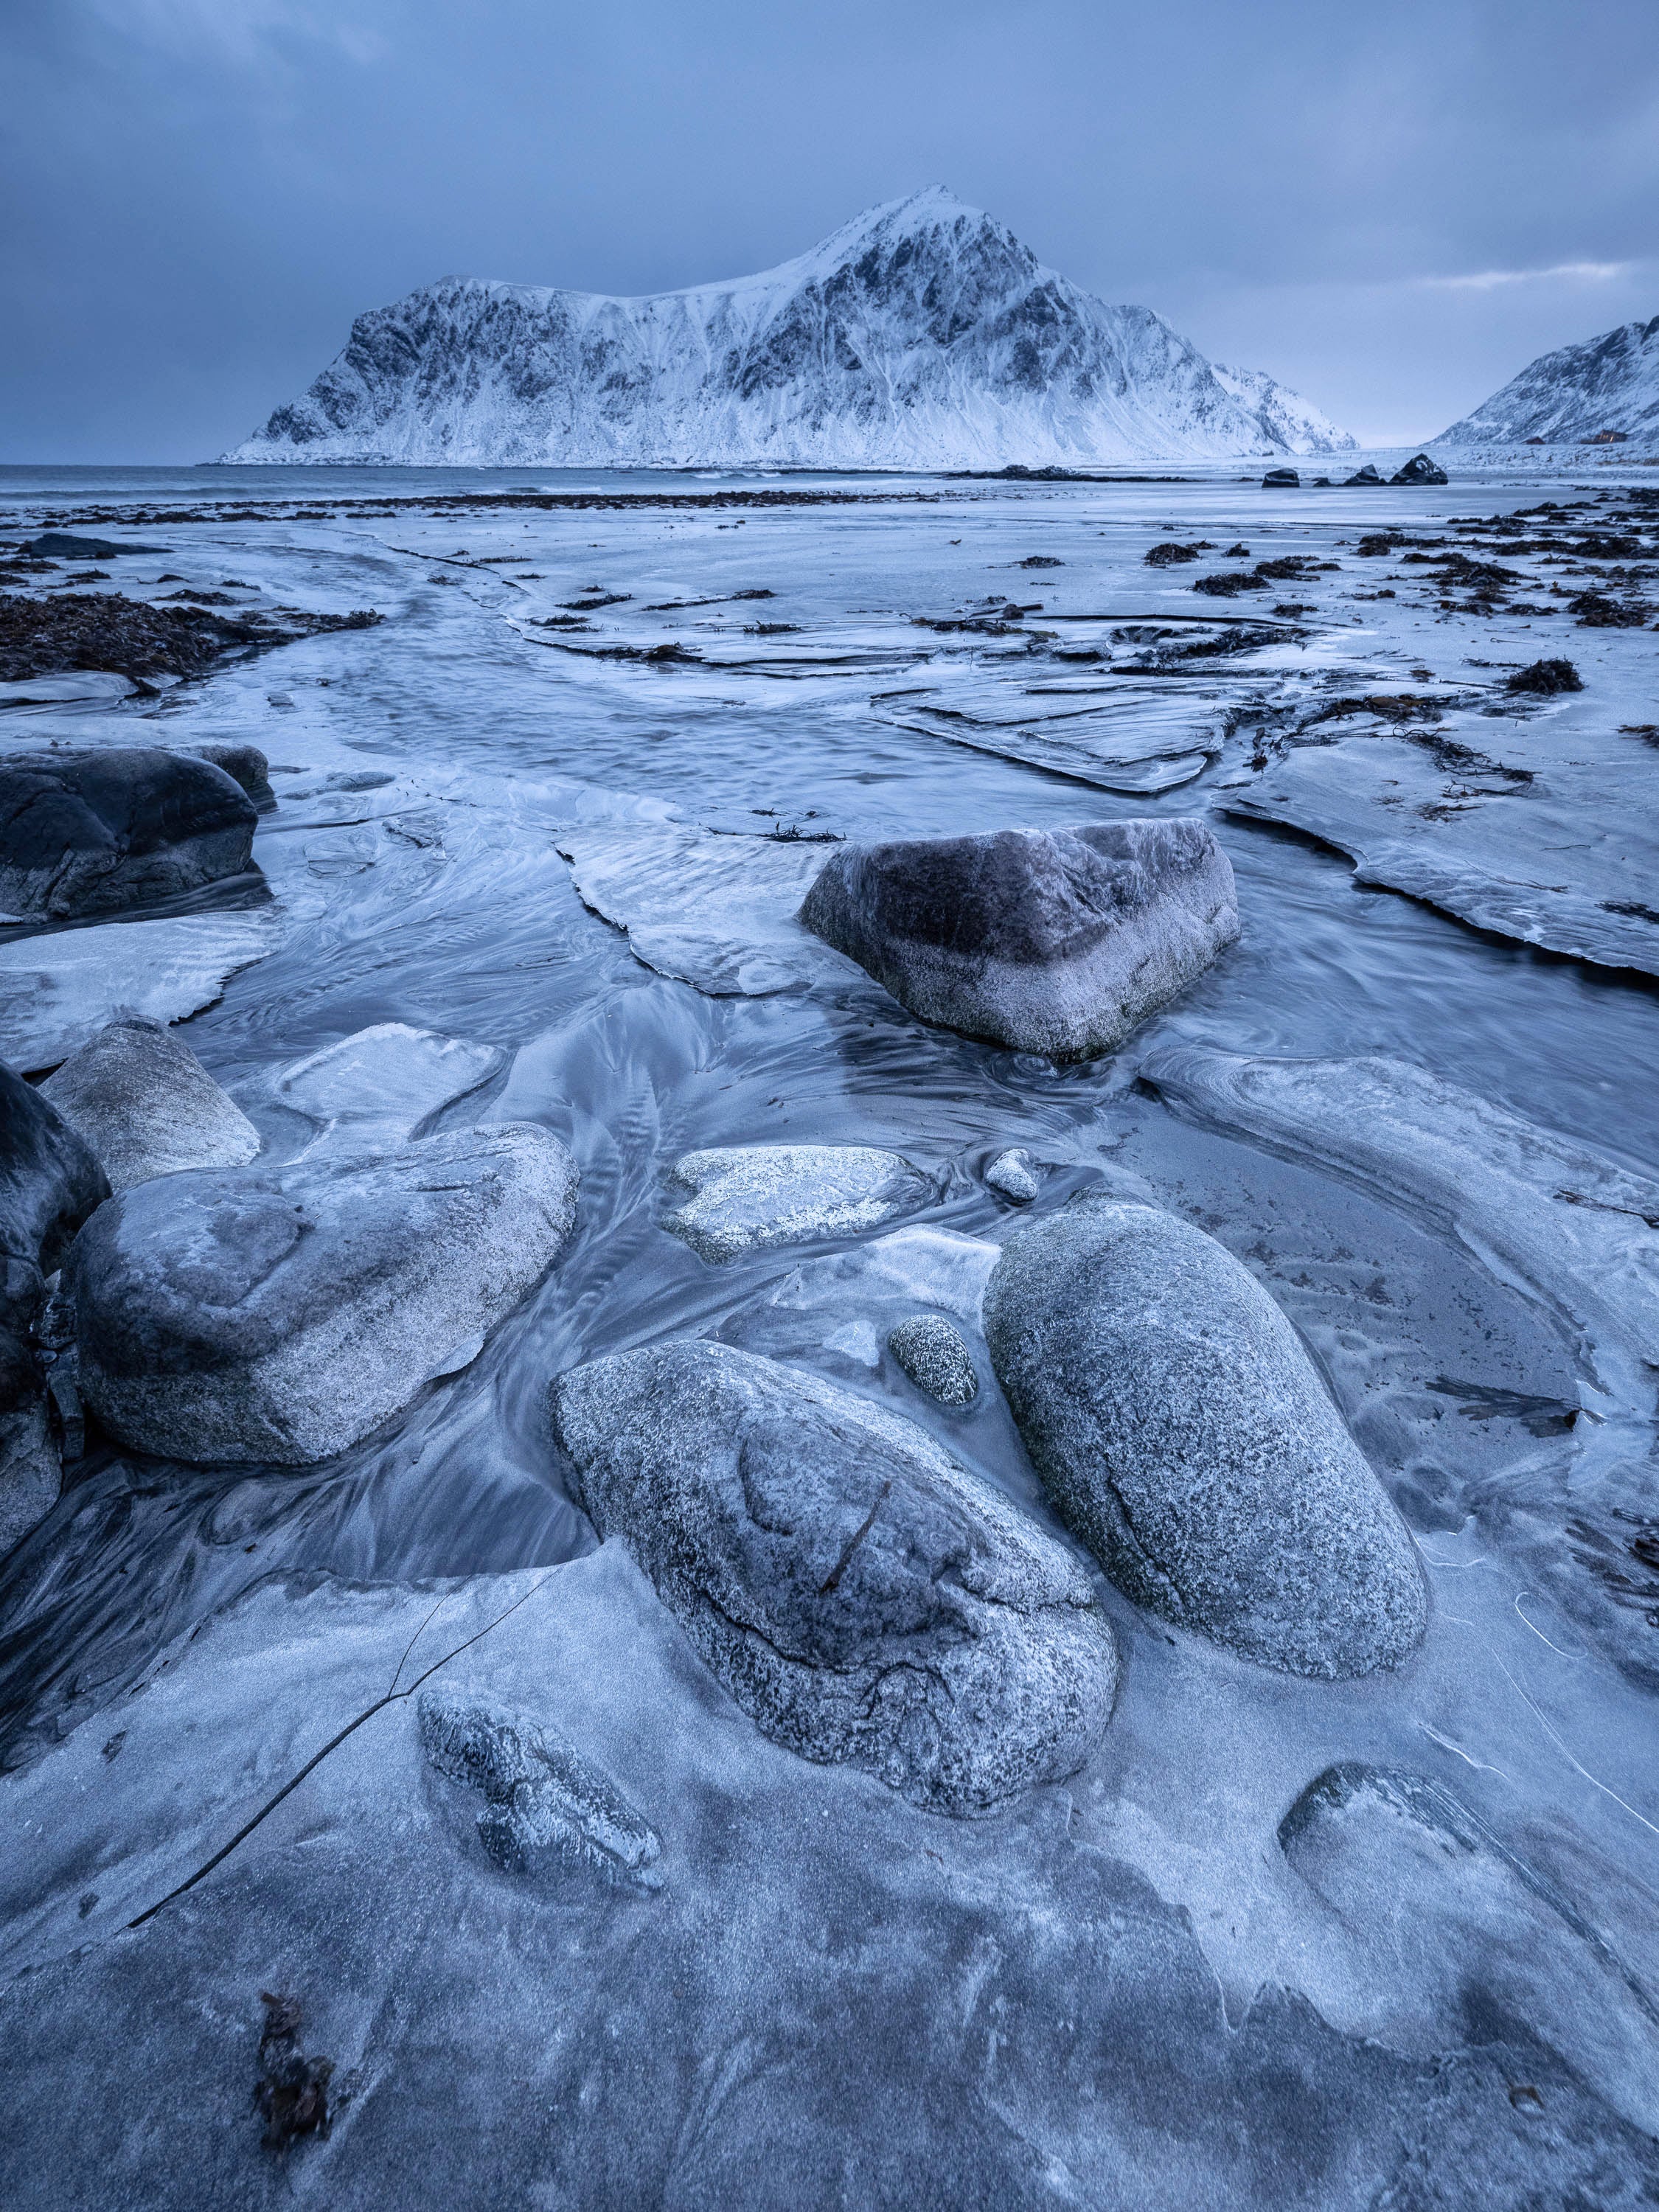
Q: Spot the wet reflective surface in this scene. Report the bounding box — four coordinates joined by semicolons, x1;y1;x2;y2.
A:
1;463;1655;1989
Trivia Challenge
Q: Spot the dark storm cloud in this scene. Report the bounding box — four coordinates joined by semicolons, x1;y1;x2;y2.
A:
3;0;1657;457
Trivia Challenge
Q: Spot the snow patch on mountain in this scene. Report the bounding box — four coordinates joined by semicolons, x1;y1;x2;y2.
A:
227;189;1353;469
1211;362;1357;455
1437;315;1659;448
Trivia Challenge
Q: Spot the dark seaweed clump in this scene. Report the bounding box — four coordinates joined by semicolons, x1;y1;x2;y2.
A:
1506;658;1584;695
0;590;380;684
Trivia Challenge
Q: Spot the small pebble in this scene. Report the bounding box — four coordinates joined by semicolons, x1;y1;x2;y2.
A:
887;1315;979;1406
985;1148;1041;1204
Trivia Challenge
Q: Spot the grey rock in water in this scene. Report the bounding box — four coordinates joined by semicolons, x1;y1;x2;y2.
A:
185;742;276;813
1391;453;1449;485
420;1690;664;1891
69;1121;578;1464
984;1196;1428;1678
1343;463;1385;486
798;820;1238;1061
0;747;257;920
41;1018;260;1192
0;1058;107;1551
886;1314;979;1405
550;1340;1116;1814
1262;466;1301;487
661;1144;935;1262
984;1146;1042;1203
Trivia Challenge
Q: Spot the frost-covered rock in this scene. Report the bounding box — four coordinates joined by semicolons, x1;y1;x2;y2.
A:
799;821;1238;1060
1438;313;1659;448
1391;453;1448;485
69;1122;578;1464
549;1340;1116;1813
983;1196;1428;1677
0;748;256;919
661;1144;935;1262
228;189;1352;470
0;911;280;1074
41;1018;260;1191
419;1690;664;1890
886;1314;979;1405
985;1147;1042;1203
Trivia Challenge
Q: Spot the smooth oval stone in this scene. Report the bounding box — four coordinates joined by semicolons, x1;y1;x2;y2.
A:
886;1314;979;1405
984;1196;1428;1678
550;1340;1116;1815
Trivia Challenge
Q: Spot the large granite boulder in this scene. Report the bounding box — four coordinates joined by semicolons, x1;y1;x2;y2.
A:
550;1340;1116;1814
0;1058;108;1550
41;1018;260;1192
1391;453;1449;486
69;1123;578;1465
797;821;1238;1060
0;747;257;919
983;1197;1427;1678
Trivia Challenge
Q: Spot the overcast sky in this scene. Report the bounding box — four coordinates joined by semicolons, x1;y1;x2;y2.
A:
3;0;1656;460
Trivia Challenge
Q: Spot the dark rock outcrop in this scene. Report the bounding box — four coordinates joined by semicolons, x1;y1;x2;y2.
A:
1343;463;1385;485
1262;467;1300;487
0;1057;108;1551
983;1196;1428;1677
0;747;257;920
1391;453;1449;485
185;742;276;813
69;1123;578;1464
798;820;1238;1061
550;1340;1116;1812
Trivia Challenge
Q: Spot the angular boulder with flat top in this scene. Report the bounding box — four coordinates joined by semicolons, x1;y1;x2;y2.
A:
984;1196;1427;1678
0;747;257;920
550;1340;1117;1814
798;820;1237;1060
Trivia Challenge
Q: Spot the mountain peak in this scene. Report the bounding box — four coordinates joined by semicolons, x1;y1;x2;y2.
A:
227;195;1353;467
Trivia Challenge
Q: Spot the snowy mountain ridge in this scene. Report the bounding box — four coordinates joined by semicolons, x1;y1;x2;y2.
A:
1437;314;1659;447
228;189;1354;468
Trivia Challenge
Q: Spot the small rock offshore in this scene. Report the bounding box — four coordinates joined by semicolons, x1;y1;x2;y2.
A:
1;461;1657;2211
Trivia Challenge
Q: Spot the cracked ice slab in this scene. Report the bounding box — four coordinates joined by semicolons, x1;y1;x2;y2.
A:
1139;1044;1659;1410
1223;728;1659;975
554;824;849;995
0;911;282;1074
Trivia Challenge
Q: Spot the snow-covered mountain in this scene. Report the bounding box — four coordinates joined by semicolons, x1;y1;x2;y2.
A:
1437;314;1659;447
1210;362;1357;456
228;189;1352;468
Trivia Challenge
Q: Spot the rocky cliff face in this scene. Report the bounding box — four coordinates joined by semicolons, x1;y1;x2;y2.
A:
1211;361;1357;455
228;189;1352;467
1438;315;1659;447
